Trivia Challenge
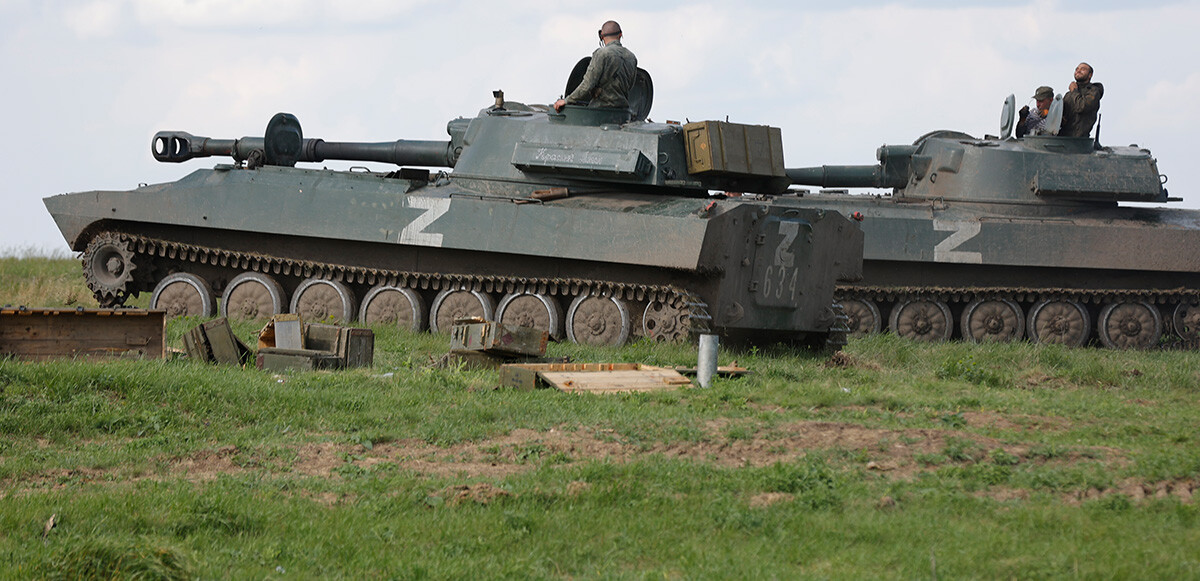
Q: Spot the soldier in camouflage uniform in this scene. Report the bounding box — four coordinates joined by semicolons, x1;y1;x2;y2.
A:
1060;62;1103;138
553;21;638;115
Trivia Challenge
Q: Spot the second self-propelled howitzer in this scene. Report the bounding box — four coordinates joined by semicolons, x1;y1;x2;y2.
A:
784;101;1198;349
46;79;864;349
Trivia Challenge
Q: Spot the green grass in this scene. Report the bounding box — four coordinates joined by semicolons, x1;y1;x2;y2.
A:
3;256;1200;578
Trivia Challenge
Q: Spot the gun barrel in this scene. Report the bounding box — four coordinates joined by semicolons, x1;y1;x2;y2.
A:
786;165;887;188
306;140;454;167
152;131;455;168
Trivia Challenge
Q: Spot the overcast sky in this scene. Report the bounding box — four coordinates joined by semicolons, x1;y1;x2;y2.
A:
3;0;1198;253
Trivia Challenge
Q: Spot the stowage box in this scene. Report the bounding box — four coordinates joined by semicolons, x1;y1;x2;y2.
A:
684;121;785;178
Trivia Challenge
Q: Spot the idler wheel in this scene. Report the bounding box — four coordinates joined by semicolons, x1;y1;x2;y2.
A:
497;292;563;340
1098;301;1162;350
220;272;287;322
960;299;1024;343
566;295;631;347
1026;299;1091;347
359;285;427;331
429;289;495;333
291;278;357;324
641;299;690;343
888;298;952;342
840;298;882;338
150;273;215;318
82;233;138;306
1172;302;1200;344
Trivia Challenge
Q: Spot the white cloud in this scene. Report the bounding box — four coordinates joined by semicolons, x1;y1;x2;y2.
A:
62;0;124;38
1133;73;1200;131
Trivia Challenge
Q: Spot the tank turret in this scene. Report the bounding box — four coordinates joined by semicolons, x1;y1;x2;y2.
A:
775;117;1194;350
45;76;863;349
788;135;1169;204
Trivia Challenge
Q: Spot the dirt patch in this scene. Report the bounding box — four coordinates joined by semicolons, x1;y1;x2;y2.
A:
960;411;1071;432
5;419;1119;492
823;351;880;371
749;492;792;508
170;445;243;481
440;483;515;506
1064;478;1197;505
974;479;1199;505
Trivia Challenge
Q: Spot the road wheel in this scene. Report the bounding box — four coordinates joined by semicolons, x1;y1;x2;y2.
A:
566;295;631;346
889;298;952;342
429;289;495;333
221;272;286;322
841;298;882;338
497;292;562;340
150;273;215;318
291;278;357;323
1172;301;1200;343
1098;301;1161;350
359;285;426;331
960;299;1024;343
1027;299;1090;347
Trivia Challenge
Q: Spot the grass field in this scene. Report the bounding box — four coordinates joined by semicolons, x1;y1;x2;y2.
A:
2;255;1199;579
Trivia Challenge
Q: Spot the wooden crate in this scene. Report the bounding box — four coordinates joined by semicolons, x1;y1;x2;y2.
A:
683;120;785;177
0;307;165;360
450;320;547;357
500;362;692;393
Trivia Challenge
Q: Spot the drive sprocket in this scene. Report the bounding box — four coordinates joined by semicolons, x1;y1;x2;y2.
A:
82;232;138;306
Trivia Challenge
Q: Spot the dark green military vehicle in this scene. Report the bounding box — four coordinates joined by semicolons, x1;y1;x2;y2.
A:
45;75;863;348
785;95;1193;349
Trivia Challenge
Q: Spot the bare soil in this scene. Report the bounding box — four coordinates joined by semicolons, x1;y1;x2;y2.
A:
5;414;1194;504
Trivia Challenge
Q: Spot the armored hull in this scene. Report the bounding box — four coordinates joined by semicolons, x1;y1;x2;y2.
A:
46;101;863;348
787;130;1196;349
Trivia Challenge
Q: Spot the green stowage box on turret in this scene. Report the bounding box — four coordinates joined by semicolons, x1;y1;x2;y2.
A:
683;121;785;178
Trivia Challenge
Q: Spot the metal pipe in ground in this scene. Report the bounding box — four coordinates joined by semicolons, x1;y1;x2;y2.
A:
697;333;718;388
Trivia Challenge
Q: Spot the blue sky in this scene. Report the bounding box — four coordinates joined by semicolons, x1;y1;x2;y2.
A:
3;0;1198;252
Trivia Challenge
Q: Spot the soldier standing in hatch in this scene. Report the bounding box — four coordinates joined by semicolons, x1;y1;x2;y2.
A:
1060;62;1103;138
1016;85;1054;137
553;21;638;114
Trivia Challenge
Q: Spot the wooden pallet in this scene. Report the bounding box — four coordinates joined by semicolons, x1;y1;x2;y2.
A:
500;362;692;393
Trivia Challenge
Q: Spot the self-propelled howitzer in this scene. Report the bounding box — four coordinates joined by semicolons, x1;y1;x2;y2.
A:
784;112;1196;349
45;86;863;348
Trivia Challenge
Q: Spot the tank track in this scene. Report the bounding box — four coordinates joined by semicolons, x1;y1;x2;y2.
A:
84;231;713;340
837;284;1200;347
840;285;1200;306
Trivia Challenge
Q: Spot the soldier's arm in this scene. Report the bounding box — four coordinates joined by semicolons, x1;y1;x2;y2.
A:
1063;84;1102;115
565;52;608;104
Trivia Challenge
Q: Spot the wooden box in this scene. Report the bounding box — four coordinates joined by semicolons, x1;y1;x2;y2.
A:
683;121;785;177
450;320;547;357
0;307;165;360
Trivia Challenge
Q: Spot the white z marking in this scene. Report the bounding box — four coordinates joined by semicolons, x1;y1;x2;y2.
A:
932;219;983;264
774;221;799;267
398;198;450;247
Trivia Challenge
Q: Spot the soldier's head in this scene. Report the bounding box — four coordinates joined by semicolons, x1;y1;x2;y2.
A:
1074;62;1093;83
599;21;623;45
1033;85;1053;110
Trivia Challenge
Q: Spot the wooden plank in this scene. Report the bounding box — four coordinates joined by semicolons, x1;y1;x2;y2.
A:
498;362;690;393
0;308;165;360
538;368;692;393
337;327;374;368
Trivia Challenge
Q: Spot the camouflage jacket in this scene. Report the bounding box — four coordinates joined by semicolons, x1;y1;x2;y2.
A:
1060;81;1104;138
565;40;637;110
